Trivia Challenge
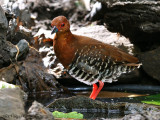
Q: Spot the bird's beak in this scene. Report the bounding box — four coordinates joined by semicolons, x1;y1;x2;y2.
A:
51;26;58;34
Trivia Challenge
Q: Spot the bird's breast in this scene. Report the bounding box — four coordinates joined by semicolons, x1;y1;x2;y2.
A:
54;37;75;68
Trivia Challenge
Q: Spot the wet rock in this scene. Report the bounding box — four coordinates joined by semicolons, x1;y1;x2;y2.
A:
125;103;159;114
10;39;29;61
1;46;71;106
0;87;27;120
9;25;32;44
0;64;17;83
122;114;147;120
122;108;160;120
140;47;160;82
122;114;146;120
7;20;33;44
1;46;64;93
48;96;160;119
2;0;33;27
1;0;34;44
0;4;8;36
0;5;14;68
0;5;8;31
17;49;62;92
27;101;54;120
48;96;122;111
95;0;160;51
1;39;28;68
48;96;160;111
0;2;32;68
0;40;14;68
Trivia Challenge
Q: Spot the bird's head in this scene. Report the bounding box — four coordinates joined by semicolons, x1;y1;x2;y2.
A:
51;16;70;34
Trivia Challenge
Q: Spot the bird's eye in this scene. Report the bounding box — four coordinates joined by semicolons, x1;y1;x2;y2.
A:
61;23;65;27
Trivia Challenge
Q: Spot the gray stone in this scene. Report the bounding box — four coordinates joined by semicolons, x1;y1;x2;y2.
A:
48;96;122;111
48;96;160;119
122;110;160;120
0;40;14;68
122;114;146;120
1;0;33;44
48;96;159;112
0;64;17;83
0;5;8;32
96;0;160;51
16;48;62;92
10;39;29;60
0;87;27;120
2;0;32;27
0;4;15;68
27;101;54;120
10;26;32;44
97;0;160;33
140;47;160;82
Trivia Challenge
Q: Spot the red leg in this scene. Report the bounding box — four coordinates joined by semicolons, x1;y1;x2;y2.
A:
89;83;98;99
91;81;104;100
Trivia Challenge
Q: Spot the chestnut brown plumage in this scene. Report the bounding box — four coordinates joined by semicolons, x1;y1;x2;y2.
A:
51;16;140;100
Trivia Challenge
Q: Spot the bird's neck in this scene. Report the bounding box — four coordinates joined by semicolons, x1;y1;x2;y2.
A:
56;30;73;42
54;30;75;68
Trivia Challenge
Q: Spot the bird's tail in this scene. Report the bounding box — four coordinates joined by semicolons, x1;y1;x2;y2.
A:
123;63;142;68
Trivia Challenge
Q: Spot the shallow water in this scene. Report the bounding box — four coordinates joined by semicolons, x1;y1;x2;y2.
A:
48;92;144;119
26;84;160;119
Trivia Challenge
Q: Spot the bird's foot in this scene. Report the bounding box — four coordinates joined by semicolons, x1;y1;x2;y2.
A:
89;83;98;99
90;80;104;100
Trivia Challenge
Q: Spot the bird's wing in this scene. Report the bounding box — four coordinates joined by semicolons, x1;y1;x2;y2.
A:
73;34;139;63
67;44;140;85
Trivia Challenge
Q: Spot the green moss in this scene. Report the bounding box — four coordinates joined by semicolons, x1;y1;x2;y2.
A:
142;101;160;106
142;94;160;106
1;84;6;89
0;81;16;89
52;111;83;119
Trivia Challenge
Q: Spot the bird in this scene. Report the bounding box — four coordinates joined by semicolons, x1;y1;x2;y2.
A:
51;16;141;100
